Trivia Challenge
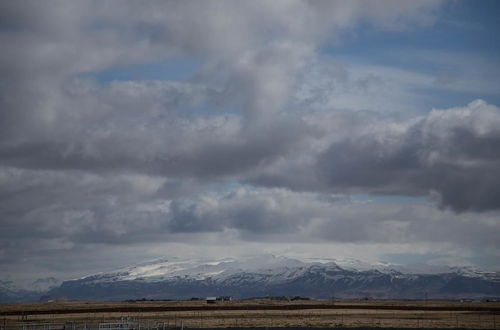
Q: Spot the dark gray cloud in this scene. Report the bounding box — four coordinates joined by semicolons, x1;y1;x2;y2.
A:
163;187;500;249
3;175;493;249
319;100;500;211
0;0;446;183
247;100;500;212
4;0;500;283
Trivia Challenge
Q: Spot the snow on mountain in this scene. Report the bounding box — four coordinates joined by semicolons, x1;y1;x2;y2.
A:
78;254;316;283
308;257;500;280
327;258;394;273
77;254;499;284
0;280;41;303
40;255;500;302
3;255;498;303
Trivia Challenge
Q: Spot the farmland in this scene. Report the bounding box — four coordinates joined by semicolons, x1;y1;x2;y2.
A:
1;299;499;329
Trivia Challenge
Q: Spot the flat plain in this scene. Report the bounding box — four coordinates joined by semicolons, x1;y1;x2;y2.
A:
1;299;500;329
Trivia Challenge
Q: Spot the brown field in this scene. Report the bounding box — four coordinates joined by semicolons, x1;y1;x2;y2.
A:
1;299;499;329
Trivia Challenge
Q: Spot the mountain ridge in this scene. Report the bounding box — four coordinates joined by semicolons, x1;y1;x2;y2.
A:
2;255;499;302
42;255;500;302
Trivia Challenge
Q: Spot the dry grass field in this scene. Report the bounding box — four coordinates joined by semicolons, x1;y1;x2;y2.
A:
1;299;499;329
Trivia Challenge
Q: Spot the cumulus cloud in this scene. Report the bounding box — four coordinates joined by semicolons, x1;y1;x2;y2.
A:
0;0;446;179
319;100;500;211
3;0;500;282
246;100;500;212
2;175;498;252
164;187;500;249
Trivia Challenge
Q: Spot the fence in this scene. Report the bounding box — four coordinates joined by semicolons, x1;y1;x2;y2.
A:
0;318;184;330
1;310;499;329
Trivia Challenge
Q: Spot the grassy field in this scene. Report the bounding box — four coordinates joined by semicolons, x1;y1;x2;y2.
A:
1;299;499;329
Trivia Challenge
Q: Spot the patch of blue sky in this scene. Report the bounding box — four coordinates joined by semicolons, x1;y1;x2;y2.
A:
84;57;203;84
181;103;243;118
351;194;429;204
317;1;500;114
464;254;500;271
321;0;500;98
206;179;245;195
407;85;500;111
381;252;447;265
382;252;500;270
321;0;500;74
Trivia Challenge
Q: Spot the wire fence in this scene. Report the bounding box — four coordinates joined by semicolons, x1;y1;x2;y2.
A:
0;318;183;330
1;311;499;329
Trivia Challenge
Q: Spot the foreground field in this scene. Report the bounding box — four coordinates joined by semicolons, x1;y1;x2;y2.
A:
1;299;499;329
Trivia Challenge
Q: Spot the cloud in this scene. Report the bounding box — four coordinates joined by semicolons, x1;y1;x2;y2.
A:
0;0;446;180
5;0;500;282
321;100;500;211
1;165;499;282
2;171;498;249
164;186;500;249
247;100;500;212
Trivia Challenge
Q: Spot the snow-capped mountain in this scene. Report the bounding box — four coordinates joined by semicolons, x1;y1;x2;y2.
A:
76;255;315;284
0;280;41;303
44;255;500;301
30;277;62;292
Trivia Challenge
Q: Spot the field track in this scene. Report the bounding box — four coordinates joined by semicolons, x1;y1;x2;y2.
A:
2;300;500;329
2;301;500;316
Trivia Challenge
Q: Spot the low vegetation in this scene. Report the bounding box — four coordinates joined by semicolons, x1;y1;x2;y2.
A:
1;299;499;329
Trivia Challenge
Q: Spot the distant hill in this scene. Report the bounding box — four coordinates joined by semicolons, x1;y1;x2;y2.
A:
42;255;500;302
0;280;41;303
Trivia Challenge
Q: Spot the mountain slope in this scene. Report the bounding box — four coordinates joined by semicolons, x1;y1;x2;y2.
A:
45;255;500;301
0;280;41;303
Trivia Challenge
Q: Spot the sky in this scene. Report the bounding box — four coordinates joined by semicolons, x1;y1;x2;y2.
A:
1;0;500;287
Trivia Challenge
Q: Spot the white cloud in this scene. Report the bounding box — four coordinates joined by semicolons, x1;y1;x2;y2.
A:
5;0;500;284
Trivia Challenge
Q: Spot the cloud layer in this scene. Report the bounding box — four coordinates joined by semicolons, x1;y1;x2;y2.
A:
1;0;499;282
